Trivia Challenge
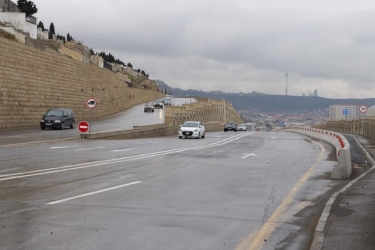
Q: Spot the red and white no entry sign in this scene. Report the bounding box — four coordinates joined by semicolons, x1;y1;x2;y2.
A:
359;105;367;113
87;97;97;109
78;121;89;133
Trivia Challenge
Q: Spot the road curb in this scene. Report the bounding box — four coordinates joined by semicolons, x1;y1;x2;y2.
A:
310;135;375;250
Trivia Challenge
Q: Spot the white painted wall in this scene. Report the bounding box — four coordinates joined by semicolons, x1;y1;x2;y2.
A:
24;20;37;39
37;28;48;40
0;26;25;44
0;12;37;39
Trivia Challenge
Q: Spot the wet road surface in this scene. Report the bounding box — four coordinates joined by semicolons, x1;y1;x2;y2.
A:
0;132;357;250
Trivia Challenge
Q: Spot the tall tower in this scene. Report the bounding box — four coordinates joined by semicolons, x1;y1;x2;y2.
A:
285;72;288;95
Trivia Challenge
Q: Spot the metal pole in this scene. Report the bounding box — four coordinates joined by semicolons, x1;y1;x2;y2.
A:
362;115;364;136
89;109;92;135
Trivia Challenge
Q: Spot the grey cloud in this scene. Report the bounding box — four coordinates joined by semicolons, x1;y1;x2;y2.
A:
35;0;375;97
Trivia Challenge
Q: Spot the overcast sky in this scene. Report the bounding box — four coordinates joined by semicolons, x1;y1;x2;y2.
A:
33;0;375;98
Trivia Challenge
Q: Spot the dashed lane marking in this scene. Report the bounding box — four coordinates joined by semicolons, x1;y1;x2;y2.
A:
47;181;142;205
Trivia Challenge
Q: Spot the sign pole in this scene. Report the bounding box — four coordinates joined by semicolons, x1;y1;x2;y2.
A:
359;105;367;136
89;109;92;135
362;115;364;136
86;97;97;137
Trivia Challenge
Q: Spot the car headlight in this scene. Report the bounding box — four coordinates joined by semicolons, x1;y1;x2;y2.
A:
194;129;198;132
54;120;61;123
41;120;44;122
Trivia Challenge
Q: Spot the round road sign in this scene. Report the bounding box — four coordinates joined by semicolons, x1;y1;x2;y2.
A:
78;121;89;133
87;97;97;109
359;105;367;113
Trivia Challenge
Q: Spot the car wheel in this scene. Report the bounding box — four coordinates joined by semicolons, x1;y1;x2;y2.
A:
224;130;227;132
179;136;182;139
152;110;154;112
41;126;45;130
234;130;237;132
60;122;64;130
70;121;75;129
202;132;205;138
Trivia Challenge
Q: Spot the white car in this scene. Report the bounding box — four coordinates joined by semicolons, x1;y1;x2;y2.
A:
179;121;205;139
238;124;247;131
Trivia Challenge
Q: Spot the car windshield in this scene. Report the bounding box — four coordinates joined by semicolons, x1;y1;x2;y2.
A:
183;122;199;127
45;110;63;117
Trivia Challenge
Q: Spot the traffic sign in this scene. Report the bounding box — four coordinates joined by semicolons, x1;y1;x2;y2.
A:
78;121;89;133
343;108;349;115
86;98;97;109
359;105;367;113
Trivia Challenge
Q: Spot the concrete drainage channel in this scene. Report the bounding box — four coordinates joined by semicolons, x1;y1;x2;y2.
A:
282;128;375;250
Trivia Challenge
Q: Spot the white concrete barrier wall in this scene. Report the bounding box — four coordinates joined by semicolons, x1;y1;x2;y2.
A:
283;127;352;179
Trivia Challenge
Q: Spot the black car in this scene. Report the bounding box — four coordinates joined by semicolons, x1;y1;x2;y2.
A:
224;122;238;132
153;100;164;109
40;108;75;130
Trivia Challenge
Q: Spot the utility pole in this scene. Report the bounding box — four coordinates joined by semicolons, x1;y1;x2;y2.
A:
285;72;288;95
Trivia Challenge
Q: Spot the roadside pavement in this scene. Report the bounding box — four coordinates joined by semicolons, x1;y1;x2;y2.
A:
322;135;375;250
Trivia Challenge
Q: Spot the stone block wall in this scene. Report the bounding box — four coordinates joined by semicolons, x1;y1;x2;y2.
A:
0;37;163;129
164;99;242;126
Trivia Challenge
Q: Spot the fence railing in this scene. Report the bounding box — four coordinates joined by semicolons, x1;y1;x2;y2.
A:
315;117;375;141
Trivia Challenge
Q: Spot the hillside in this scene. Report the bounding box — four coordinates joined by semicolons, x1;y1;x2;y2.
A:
156;80;375;112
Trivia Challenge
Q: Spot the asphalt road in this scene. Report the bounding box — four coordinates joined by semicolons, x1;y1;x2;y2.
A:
0;98;195;146
0;131;353;250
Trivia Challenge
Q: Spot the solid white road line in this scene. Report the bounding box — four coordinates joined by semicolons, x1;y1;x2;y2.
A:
241;153;257;159
46;181;142;205
0;133;253;181
49;145;80;149
75;147;105;152
111;148;138;152
0;138;78;148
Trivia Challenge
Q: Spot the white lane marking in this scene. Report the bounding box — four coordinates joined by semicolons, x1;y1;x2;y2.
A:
0;138;78;148
0;133;253;181
148;141;165;144
111;148;138;152
75;147;105;152
241;153;257;159
1;133;250;178
49;145;80;149
47;181;142;205
271;137;277;139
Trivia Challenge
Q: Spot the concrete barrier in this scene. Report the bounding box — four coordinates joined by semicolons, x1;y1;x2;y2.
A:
283;127;352;179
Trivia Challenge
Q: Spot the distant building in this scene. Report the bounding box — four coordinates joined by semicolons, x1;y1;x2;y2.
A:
313;89;318;97
0;0;20;12
329;105;358;120
367;105;375;116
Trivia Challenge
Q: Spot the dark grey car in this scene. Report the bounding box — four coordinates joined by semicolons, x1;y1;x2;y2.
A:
40;108;75;130
224;122;238;132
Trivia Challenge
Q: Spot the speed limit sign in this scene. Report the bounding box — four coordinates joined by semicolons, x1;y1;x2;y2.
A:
359;105;367;113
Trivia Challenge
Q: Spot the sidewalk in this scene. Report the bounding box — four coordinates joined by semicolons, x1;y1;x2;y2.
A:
322;135;375;250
